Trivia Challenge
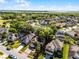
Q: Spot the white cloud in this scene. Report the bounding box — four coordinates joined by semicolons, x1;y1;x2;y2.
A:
0;0;6;4
0;0;79;11
32;5;79;11
14;0;31;9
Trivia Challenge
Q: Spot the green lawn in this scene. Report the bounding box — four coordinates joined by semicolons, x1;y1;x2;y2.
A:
0;20;7;25
19;44;29;53
6;56;11;59
11;41;20;48
63;43;69;59
38;54;44;59
0;51;3;56
28;52;35;59
3;41;20;49
0;20;10;27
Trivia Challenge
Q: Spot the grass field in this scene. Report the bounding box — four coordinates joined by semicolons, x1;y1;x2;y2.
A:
0;51;3;56
63;43;69;59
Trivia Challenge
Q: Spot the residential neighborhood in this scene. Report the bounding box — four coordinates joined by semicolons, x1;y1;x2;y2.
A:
0;11;79;59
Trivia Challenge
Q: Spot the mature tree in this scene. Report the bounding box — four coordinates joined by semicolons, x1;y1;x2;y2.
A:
36;27;54;46
10;21;34;34
9;28;17;33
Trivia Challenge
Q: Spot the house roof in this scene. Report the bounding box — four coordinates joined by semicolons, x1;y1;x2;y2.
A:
74;53;79;59
22;33;35;44
0;28;7;33
46;39;63;52
70;45;79;52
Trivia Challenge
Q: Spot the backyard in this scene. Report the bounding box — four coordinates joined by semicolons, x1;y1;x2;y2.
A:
63;43;69;59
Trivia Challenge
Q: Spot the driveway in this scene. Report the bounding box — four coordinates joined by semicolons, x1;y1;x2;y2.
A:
16;45;24;51
0;43;29;59
0;53;7;59
23;48;32;56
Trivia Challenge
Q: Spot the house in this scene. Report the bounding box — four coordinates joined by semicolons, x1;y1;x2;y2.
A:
66;31;76;38
65;19;77;26
45;41;55;55
65;26;79;38
0;28;7;40
0;34;2;40
69;45;79;59
56;23;66;28
45;39;63;55
22;33;35;45
8;33;17;41
0;28;7;34
39;18;60;25
73;53;79;59
29;43;35;50
39;20;48;25
55;30;65;41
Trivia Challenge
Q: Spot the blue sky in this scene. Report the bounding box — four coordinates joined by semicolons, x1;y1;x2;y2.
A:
0;0;79;11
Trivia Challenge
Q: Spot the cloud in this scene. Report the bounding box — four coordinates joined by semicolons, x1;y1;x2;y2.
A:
13;0;31;10
31;5;79;11
0;0;79;11
0;0;6;4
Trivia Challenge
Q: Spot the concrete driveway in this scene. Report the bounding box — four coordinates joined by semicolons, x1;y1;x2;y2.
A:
0;43;29;59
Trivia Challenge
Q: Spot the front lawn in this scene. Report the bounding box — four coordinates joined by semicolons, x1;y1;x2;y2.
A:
38;54;44;59
11;41;20;48
0;51;3;56
19;44;29;53
63;43;69;59
28;51;35;59
3;40;20;49
6;56;11;59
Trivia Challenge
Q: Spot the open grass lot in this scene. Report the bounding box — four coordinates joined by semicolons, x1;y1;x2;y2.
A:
63;43;69;59
38;54;44;59
0;51;3;56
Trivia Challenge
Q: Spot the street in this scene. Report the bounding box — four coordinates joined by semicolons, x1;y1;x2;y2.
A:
0;43;29;59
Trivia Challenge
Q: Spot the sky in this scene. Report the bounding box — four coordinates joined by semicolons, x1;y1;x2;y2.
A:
0;0;79;11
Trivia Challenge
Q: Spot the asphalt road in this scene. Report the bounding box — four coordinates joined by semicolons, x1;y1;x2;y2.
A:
0;43;29;59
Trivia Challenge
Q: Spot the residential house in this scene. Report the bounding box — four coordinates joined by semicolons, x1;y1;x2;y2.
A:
65;26;79;38
45;39;63;55
0;28;7;34
29;43;35;50
66;31;76;38
39;20;48;25
39;18;60;25
8;33;17;41
0;28;7;40
65;19;77;26
0;34;2;40
22;33;35;45
69;45;79;59
55;30;65;41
